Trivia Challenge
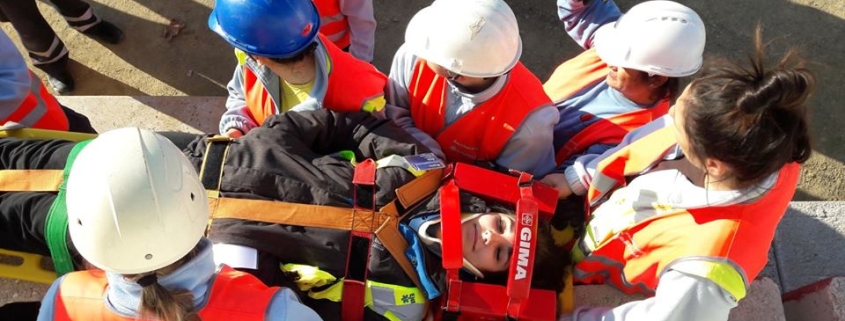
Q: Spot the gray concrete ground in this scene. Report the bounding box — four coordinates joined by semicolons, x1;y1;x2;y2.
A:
575;278;786;321
0;278;49;307
766;202;845;293
783;277;845;321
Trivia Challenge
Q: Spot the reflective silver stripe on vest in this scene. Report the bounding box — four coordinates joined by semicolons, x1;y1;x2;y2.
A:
320;13;349;43
369;285;426;321
574;253;655;295
664;256;750;288
16;73;50;127
321;12;346;24
325;29;349;43
588;171;620;207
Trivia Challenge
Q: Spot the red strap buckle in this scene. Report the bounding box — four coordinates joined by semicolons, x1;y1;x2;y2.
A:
341;278;367;321
445;278;463;313
341;231;373;321
353;158;377;186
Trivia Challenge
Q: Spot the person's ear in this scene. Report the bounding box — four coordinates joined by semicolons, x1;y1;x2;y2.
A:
704;157;730;179
252;55;271;66
650;75;669;88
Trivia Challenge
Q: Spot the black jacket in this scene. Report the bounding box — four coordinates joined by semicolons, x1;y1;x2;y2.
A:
187;111;431;321
0;110;433;321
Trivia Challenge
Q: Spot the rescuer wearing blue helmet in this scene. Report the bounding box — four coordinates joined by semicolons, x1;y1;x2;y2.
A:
208;0;388;138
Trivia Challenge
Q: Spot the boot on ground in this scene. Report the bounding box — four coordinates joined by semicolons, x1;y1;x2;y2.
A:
83;20;124;44
45;68;75;95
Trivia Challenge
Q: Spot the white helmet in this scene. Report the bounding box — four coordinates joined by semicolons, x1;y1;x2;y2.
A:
66;128;208;275
404;0;522;78
594;0;705;77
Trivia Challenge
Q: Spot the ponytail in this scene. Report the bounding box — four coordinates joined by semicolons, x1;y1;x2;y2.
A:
128;247;202;321
682;24;815;187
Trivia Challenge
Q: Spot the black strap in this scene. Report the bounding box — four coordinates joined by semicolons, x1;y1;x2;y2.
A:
198;136;232;193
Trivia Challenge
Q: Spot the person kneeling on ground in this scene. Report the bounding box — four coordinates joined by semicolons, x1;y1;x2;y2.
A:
541;0;706;199
386;0;558;176
36;127;321;321
559;28;815;321
209;0;387;138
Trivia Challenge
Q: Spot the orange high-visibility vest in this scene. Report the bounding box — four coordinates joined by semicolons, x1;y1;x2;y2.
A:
243;34;386;126
575;125;800;296
52;267;278;321
312;0;351;49
2;70;69;131
543;49;669;165
408;60;551;163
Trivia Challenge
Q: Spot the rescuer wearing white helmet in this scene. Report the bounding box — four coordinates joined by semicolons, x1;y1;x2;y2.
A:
386;0;559;176
553;23;812;321
36;128;320;321
541;0;706;200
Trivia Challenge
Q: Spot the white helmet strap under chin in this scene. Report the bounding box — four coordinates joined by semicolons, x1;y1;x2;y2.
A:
417;212;486;278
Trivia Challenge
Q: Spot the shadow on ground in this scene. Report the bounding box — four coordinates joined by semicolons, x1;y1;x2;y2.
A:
79;0;233;96
768;203;845;292
67;60;144;96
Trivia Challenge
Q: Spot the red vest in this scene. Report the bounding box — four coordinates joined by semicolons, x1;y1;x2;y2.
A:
243;34;386;126
543;48;669;165
575;125;800;295
312;0;351;49
408;60;551;163
52;267;278;320
2;70;69;131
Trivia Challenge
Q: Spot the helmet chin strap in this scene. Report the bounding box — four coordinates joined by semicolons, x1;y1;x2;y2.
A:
461;257;485;279
417;212;487;278
457;213;486;279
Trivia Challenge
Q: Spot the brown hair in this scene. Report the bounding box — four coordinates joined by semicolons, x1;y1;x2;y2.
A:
530;217;570;291
682;25;815;187
126;245;202;321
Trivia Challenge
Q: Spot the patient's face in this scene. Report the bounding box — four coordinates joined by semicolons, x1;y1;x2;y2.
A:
460;213;516;273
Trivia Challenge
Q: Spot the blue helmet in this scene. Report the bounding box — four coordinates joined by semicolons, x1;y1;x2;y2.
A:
208;0;321;58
